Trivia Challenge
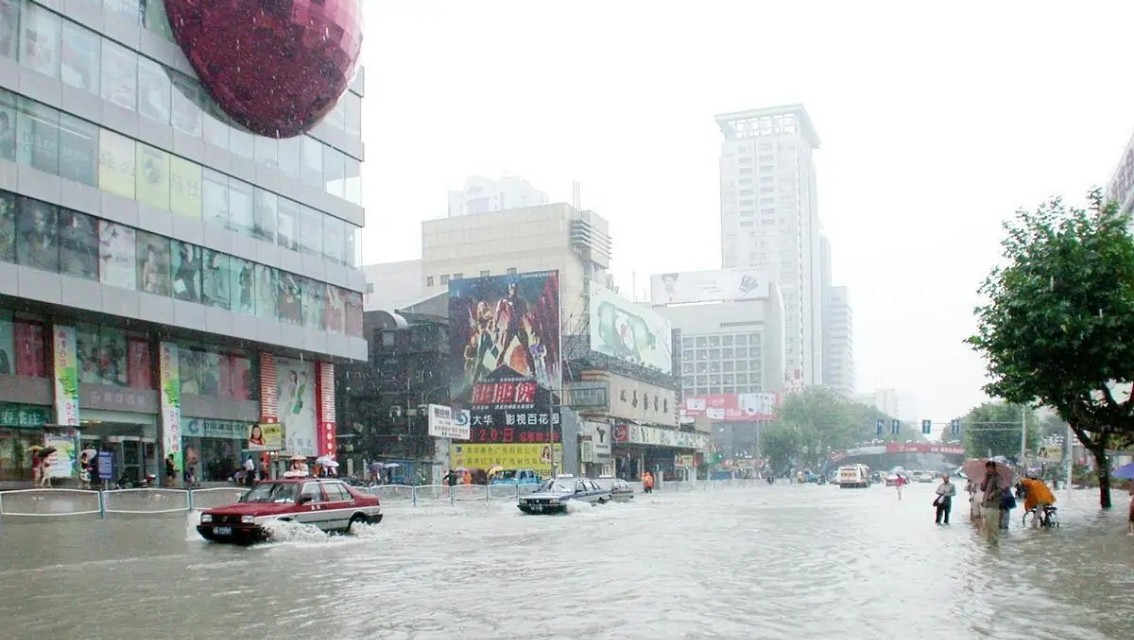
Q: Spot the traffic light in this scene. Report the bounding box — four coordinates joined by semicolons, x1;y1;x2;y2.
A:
950;419;961;435
921;419;932;435
876;419;884;436
891;419;900;435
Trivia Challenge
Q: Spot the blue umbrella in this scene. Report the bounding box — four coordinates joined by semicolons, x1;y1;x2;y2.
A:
1111;462;1134;480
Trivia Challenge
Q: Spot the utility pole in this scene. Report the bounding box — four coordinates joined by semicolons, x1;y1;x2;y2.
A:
1020;405;1028;468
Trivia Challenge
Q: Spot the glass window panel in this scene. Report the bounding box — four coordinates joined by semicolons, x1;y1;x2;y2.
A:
323;145;344;198
344;223;360;267
99;327;127;386
19;2;59;78
344;92;361;138
0;0;20;60
229;124;253;159
228;178;253;236
254;264;277;320
57;112;97;187
0;89;14;162
127;337;152;389
98;220;135;289
143;0;174;41
136;143;171;211
0;190;14;263
300;136;322;187
299;206;321;256
135;230;171;296
105;0;142;24
322;215;343;264
171;240;201;302
202;99;228;148
344;156;361;205
302;278;324;330
201;249;230;310
169;155;202;220
252;188;276;243
223;354;252;400
324;286;344;334
100;40;136;111
254;135;277;170
202;168;229;229
60;21;99;94
170;74;203;137
76;324;100;384
276;271;301;324
230;256;254;315
137;56;171;125
346;291;363;338
181;349;220;396
16;96;58;175
277;135;300;178
58;209;98;280
325;98;345;132
276;197;298;252
15;196;57;271
13;320;46;377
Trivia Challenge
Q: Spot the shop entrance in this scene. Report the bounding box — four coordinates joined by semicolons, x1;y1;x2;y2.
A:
79;421;157;485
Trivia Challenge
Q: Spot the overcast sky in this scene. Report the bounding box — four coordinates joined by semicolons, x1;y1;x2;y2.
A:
357;1;1134;422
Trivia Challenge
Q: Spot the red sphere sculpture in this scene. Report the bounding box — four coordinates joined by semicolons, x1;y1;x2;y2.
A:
164;0;362;138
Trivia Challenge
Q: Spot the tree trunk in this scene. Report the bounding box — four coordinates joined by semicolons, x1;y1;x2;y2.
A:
1091;432;1112;510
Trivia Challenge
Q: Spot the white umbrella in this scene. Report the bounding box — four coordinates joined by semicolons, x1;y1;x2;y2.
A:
315;456;334;466
81;449;97;460
289;455;307;462
322;460;340;468
383;463;400;469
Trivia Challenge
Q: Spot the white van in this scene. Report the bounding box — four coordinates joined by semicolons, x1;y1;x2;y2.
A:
837;464;871;489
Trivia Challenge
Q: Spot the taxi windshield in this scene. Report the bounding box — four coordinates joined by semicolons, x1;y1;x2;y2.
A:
241;483;298;504
500;470;518;479
538;480;575;494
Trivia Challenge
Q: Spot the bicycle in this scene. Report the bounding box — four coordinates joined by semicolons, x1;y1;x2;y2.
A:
1022;505;1059;529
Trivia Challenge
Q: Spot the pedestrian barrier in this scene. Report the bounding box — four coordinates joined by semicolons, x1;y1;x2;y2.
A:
0;479;768;523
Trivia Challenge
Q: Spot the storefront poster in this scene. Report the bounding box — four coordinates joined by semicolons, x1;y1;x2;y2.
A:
158;342;182;473
450;443;561;476
14;321;45;378
259;353;278;421
169;155;202;220
127;338;152;389
0;316;13;376
97;221;137;290
246;423;283;451
276;357;316;456
51;325;80;426
44;432;77;479
136;143;170;211
98;129;136;199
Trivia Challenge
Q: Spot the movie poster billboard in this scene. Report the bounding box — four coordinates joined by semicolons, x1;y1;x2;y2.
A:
589;282;673;375
448;271;561;403
276;357;316;456
650;268;768;305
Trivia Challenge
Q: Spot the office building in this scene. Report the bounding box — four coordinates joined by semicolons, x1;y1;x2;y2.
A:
716;104;822;389
819;235;854;395
1107;130;1134;218
447;176;548;218
0;1;366;485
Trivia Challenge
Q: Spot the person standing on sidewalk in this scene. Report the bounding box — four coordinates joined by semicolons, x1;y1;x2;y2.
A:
934;474;956;525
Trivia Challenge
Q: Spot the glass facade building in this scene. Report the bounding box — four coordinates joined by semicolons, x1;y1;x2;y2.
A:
0;0;366;485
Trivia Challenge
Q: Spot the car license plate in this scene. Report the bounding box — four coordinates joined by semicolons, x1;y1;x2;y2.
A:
214;526;232;536
532;505;543;512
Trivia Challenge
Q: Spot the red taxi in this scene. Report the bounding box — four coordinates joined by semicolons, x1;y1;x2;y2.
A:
197;477;382;544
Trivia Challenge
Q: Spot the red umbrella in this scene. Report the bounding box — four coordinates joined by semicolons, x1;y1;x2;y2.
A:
962;458;1014;488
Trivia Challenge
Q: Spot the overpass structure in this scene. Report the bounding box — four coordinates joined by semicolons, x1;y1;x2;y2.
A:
830;442;967;469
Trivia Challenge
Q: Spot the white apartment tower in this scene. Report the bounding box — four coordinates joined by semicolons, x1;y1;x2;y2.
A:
448;176;549;217
716;105;823;387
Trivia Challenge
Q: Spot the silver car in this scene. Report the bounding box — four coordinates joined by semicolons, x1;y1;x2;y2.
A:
594;477;635;503
517;476;612;514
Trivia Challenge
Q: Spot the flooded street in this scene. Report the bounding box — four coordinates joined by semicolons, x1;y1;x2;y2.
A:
1;483;1132;640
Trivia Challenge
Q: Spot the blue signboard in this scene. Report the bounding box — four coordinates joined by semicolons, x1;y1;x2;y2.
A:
97;451;114;482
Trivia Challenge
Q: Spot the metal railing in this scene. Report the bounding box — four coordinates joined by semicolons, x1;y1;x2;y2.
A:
0;479;768;521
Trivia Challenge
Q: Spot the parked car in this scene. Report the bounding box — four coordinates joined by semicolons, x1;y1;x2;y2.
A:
197;477;382;544
594;477;635;502
490;468;541;486
517;477;611;514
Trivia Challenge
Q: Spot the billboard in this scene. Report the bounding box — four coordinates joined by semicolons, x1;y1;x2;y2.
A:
650;269;768;305
469;380;561;443
276;357;317;456
682;393;778;421
449;271;561;403
589;282;673;375
427;404;471;440
450;443;562;476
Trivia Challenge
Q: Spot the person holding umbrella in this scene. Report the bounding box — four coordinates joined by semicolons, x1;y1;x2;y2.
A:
36;446;56;488
979;460;1007;539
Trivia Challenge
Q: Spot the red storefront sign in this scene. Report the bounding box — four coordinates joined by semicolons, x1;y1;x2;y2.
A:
316;362;336;458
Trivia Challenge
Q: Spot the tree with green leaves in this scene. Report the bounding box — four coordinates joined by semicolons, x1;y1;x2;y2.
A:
761;387;892;472
960;402;1039;461
968;190;1134;509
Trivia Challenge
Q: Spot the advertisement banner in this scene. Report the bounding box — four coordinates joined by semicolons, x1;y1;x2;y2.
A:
44;431;77;479
606;373;677;426
135;143;171;211
277;357;316;456
98;129;136;199
589;282;673;375
245;423;284;450
612;423;709;450
468;408;561;443
428;404;470;440
316;362;336;458
450;443;561;476
650;268;768;305
51;325;80;427
448;271;561;403
159;342;182;473
682;393;778;422
169;155;202;220
259;353;278;421
582;421;612;457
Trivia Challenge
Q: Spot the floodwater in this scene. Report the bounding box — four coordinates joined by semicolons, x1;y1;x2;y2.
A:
1;482;1132;640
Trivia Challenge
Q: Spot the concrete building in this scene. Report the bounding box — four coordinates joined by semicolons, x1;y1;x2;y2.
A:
819;235;854;395
1106;130;1134;218
0;1;367;485
361;259;423;311
716;105;823;389
857;389;900;420
421;203;611;335
447;176;548;218
655;285;786;398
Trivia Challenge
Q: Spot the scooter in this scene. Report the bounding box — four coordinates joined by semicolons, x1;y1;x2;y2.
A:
115;473;157;489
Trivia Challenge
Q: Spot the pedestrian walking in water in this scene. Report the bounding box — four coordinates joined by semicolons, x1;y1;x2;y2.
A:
934;474;956;525
980;461;1005;540
895;473;907;500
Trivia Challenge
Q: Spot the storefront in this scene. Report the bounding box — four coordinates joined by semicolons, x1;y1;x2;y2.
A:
181;418;252;482
79;408;159;485
0;403;52;481
612;422;709;481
